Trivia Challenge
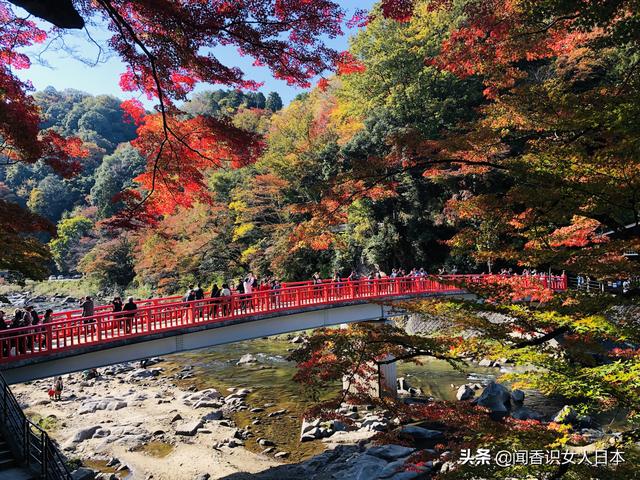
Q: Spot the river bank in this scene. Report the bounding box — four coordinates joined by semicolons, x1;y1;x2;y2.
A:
14;357;283;480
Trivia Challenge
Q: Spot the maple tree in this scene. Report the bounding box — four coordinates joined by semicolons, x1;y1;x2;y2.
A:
415;0;640;277
0;0;348;278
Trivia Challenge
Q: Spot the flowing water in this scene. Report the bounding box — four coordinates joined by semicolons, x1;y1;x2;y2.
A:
161;334;501;462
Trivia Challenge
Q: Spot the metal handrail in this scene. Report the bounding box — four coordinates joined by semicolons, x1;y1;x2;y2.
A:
0;372;71;479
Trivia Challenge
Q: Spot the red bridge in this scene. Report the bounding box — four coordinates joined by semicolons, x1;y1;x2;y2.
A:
0;274;567;383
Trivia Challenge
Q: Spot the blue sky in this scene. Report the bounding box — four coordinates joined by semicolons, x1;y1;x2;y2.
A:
17;0;376;106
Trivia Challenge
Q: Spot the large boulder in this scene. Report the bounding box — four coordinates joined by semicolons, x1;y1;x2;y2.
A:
126;368;163;380
474;381;511;418
182;389;222;406
78;398;127;415
341;454;388;480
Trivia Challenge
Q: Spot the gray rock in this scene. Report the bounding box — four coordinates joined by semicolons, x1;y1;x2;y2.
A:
78;398;127;414
511;389;525;403
194;475;210;480
343;454;387;480
329;420;347;432
511;406;544;421
474;381;511;417
478;358;494;367
237;354;258;365
301;418;321;434
267;409;286;417
175;421;203;436
201;410;223;421
301;427;321;442
71;426;102;443
553;405;577;424
366;444;415;461
92;428;111;438
182;389;222;405
274;451;289;459
290;335;304;344
456;385;475;401
71;468;95;480
399;425;443;441
105;457;120;468
387;472;422;480
127;368;163;380
258;438;275;447
378;459;406;479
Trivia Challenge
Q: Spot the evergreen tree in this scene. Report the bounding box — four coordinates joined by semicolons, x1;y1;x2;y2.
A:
265;92;283;112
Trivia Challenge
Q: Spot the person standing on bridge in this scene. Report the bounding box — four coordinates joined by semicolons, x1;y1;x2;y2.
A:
194;283;205;320
243;273;255;311
209;283;221;317
184;285;196;302
220;283;232;316
112;296;123;331
112;296;123;313
81;296;96;337
81;296;95;318
122;297;137;334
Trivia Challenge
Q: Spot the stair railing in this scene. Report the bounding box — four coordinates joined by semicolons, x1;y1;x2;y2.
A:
0;372;71;479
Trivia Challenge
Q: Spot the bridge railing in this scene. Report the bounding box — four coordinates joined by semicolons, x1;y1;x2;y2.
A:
0;274;566;363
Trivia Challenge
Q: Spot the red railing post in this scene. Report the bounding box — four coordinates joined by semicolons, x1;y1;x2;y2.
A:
96;317;102;342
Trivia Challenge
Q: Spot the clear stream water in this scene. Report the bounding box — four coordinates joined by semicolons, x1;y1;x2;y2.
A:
158;334;503;462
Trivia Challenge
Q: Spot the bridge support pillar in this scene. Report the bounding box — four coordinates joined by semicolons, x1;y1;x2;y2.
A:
341;320;397;399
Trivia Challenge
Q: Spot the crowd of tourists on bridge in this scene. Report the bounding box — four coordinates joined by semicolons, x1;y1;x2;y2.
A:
0;266;568;335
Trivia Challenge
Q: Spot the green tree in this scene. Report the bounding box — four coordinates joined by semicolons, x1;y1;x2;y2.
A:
255;92;266;109
49;216;93;273
79;237;136;290
90;143;146;218
265;91;283;112
27;175;77;223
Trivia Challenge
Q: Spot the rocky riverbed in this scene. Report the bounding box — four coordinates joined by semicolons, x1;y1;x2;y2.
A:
12;339;620;480
14;358;283;480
